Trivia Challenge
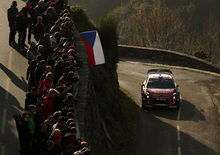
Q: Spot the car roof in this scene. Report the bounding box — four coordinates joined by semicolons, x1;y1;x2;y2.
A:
148;73;173;79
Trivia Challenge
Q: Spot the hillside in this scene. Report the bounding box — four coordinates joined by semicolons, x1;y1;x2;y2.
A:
69;0;125;20
70;0;220;65
70;0;220;21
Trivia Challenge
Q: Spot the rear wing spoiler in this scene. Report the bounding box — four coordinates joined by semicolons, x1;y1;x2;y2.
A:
147;69;173;75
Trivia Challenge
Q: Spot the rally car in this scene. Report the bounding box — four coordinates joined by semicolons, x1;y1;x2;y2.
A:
141;69;181;109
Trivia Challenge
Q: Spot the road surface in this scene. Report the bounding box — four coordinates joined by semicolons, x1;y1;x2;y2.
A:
118;59;220;155
0;0;27;155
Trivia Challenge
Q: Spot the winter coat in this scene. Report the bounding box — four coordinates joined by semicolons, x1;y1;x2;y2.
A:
16;14;27;32
7;5;18;27
43;95;55;119
35;64;46;86
38;79;53;94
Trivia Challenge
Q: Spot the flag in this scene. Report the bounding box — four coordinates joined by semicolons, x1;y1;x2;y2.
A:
80;31;105;66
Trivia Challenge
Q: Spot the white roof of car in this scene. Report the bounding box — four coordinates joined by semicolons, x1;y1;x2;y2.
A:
148;73;173;79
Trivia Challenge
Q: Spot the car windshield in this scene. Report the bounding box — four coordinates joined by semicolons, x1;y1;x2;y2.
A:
147;78;175;89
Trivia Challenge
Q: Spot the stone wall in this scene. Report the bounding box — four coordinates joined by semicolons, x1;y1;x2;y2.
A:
72;20;112;155
118;45;220;73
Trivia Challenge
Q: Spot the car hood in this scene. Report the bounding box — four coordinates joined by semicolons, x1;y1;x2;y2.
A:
147;88;175;94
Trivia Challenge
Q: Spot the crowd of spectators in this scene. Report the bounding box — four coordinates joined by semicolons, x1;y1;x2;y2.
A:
9;0;91;155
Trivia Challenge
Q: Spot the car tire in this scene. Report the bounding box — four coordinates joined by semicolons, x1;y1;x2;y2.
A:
175;102;181;110
141;98;146;110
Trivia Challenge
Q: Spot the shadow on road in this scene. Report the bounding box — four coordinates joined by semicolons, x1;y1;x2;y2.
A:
0;86;23;155
10;43;27;58
0;85;23;111
179;100;206;121
144;99;205;121
134;109;218;155
0;63;28;92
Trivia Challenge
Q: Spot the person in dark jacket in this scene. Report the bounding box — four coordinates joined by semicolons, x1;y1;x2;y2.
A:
26;55;43;90
34;104;45;131
53;60;65;83
7;1;18;46
26;42;39;64
16;9;28;50
25;87;38;110
17;113;32;155
42;8;54;33
21;2;36;44
33;16;44;42
30;0;40;8
34;0;46;18
35;60;47;86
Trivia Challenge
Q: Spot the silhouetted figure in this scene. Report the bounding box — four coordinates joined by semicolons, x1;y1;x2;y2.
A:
15;113;32;155
21;2;36;44
16;9;28;50
29;0;40;8
33;16;44;42
25;87;38;110
7;1;18;46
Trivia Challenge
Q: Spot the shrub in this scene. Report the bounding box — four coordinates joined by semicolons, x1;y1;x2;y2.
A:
70;6;96;32
98;16;119;64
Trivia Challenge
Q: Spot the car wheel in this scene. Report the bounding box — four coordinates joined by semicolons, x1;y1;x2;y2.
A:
141;98;146;110
175;102;181;110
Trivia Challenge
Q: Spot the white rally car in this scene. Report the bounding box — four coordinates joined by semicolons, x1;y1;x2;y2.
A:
141;69;181;109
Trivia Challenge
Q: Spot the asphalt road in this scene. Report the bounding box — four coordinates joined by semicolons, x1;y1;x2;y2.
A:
118;59;220;155
0;0;27;155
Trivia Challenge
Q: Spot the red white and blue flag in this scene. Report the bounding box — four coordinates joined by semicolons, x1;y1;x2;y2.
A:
80;31;105;66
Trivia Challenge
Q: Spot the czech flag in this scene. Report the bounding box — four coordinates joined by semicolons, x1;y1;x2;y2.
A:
80;31;105;66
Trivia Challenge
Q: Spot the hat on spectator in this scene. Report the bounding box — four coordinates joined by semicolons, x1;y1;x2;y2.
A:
28;104;36;110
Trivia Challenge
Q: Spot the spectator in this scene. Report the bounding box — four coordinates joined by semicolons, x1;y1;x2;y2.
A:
21;1;35;44
62;127;77;151
35;60;47;86
50;20;61;34
16;9;28;50
29;0;40;8
26;104;36;136
43;88;60;119
52;116;67;135
33;16;44;41
27;42;39;64
17;113;32;155
50;129;63;155
53;60;65;83
7;1;18;46
34;104;45;131
38;72;54;95
34;0;46;18
38;65;53;82
25;87;38;110
42;8;54;32
15;2;91;154
26;55;43;90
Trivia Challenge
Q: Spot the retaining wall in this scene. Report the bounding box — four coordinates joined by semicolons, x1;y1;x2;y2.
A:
72;22;112;155
118;45;220;73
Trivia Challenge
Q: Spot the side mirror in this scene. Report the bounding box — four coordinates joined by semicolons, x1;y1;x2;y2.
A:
176;85;179;88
